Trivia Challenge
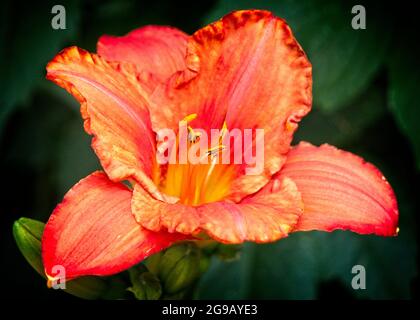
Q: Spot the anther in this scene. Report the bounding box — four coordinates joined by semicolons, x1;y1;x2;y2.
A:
206;145;226;159
182;113;198;123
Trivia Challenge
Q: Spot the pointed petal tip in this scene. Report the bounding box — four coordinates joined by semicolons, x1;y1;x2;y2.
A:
45;45;159;194
46;274;56;289
42;172;186;280
282;142;399;237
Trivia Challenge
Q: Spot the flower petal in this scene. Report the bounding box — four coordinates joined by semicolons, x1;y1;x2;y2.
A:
42;172;185;280
98;26;188;83
47;46;159;196
279;142;399;236
132;176;303;243
150;10;312;200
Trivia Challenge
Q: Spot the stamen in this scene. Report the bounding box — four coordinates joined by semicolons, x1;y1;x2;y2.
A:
206;145;226;158
180;113;201;144
181;113;198;123
158;114;233;206
220;121;228;140
187;125;202;143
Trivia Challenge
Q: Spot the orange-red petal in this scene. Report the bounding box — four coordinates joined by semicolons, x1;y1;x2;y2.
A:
42;172;185;280
149;10;312;200
279;142;399;236
46;47;160;196
98;26;188;83
132;176;303;243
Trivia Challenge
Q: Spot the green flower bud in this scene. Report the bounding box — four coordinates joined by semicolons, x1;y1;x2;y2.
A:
13;217;125;300
162;287;190;300
13;217;45;277
128;265;162;300
195;239;219;255
158;242;200;294
144;251;163;275
196;240;242;261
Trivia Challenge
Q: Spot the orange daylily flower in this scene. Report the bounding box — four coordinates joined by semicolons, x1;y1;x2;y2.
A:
42;10;398;281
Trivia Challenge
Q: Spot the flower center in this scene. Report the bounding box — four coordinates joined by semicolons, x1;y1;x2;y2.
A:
153;114;236;206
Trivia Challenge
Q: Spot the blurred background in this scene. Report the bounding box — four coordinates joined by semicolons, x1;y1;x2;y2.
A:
0;0;418;299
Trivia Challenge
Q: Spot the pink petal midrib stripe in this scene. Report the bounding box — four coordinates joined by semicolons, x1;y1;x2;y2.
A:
282;160;393;205
49;69;156;150
286;172;393;216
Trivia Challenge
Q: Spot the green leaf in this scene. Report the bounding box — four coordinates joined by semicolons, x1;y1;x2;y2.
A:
215;244;242;262
54;114;100;196
205;0;391;112
294;83;387;147
0;0;81;134
198;227;416;299
388;41;420;170
3;86;76;171
198;179;416;300
13;217;127;300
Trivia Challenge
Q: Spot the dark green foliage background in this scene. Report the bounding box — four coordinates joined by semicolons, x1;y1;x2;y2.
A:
0;0;418;299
